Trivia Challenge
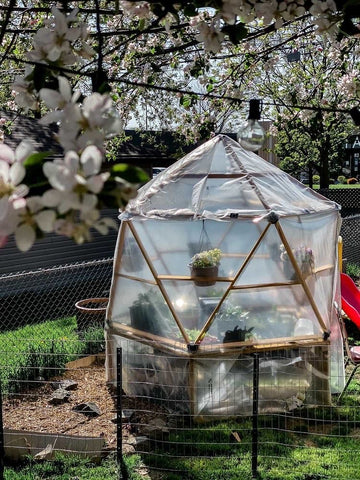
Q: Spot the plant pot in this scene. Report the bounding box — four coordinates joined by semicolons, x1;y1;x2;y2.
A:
300;262;313;278
75;297;108;332
190;265;218;287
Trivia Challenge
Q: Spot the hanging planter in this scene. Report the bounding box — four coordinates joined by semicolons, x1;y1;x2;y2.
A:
280;244;315;281
189;248;222;287
190;265;219;286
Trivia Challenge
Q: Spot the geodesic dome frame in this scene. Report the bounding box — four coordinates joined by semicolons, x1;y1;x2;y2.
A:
105;135;344;418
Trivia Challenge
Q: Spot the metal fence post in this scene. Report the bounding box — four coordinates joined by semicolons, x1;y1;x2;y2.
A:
252;353;259;479
0;379;4;480
117;347;127;480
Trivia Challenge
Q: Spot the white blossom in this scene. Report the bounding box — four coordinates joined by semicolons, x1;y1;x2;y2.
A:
196;20;225;54
27;7;92;66
14;196;56;252
39;76;81;120
42;145;109;215
12;66;38;111
0;142;33;222
337;70;359;98
40;84;122;153
54;208;117;244
120;1;151;19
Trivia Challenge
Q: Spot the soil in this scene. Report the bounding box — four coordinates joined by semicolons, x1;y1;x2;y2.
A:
2;359;120;450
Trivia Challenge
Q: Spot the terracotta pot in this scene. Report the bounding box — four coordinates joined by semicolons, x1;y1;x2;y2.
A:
190;265;218;286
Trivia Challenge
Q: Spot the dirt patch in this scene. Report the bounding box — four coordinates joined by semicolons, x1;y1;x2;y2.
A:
2;358;180;457
3;360;118;450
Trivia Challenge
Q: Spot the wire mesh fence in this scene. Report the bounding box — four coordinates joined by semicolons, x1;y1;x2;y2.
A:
341;214;360;266
115;345;360;479
0;259;359;479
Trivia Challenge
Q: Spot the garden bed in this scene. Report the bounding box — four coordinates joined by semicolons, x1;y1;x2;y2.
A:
3;359;118;450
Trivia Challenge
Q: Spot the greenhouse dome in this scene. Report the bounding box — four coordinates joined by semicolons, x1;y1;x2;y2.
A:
105;134;344;419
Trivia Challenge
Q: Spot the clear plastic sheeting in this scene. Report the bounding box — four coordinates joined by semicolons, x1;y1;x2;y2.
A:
106;134;345;417
105;336;330;422
124;135;339;220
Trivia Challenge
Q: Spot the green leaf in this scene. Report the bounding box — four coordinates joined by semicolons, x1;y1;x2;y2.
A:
180;94;197;109
23;152;52;194
138;18;146;30
110;164;149;183
23;151;52;167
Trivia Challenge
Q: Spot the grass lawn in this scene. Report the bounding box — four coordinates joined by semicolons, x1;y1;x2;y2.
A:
2;319;360;479
0;317;104;395
312;184;360;189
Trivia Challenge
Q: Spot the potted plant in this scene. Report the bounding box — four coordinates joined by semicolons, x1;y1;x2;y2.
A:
189;248;222;286
215;304;255;342
129;291;171;336
280;244;315;280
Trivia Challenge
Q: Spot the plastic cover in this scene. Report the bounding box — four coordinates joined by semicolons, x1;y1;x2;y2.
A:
123;135;339;220
105;335;331;421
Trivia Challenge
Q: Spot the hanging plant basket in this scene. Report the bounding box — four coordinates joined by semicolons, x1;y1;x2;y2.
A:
75;297;108;331
190;265;219;287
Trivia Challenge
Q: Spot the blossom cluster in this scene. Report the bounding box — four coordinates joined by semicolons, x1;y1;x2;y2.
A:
121;0;345;53
0;7;140;252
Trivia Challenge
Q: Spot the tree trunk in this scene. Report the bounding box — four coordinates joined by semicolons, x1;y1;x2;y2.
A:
319;145;330;189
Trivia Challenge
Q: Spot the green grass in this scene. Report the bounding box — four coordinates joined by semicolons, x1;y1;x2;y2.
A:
2;320;360;479
0;317;104;394
4;453;150;480
345;262;360;280
311;184;360;189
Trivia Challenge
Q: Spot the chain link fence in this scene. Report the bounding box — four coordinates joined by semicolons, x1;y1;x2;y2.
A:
0;259;113;332
319;188;360;266
340;214;360;266
0;212;358;478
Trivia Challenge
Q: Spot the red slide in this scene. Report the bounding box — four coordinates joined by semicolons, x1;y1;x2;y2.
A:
341;273;360;329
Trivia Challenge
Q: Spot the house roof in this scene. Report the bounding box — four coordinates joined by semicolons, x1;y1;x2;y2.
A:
1;110;64;158
124;134;340;220
0;110;174;167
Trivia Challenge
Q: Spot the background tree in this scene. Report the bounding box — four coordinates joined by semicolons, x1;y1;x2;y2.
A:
223;24;360;188
0;1;359;250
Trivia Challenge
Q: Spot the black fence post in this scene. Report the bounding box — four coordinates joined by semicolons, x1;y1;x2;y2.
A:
117;347;127;480
252;353;259;479
0;379;4;480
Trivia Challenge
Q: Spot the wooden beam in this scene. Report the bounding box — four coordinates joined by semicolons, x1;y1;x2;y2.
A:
276;222;329;334
128;221;190;344
194;222;271;344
